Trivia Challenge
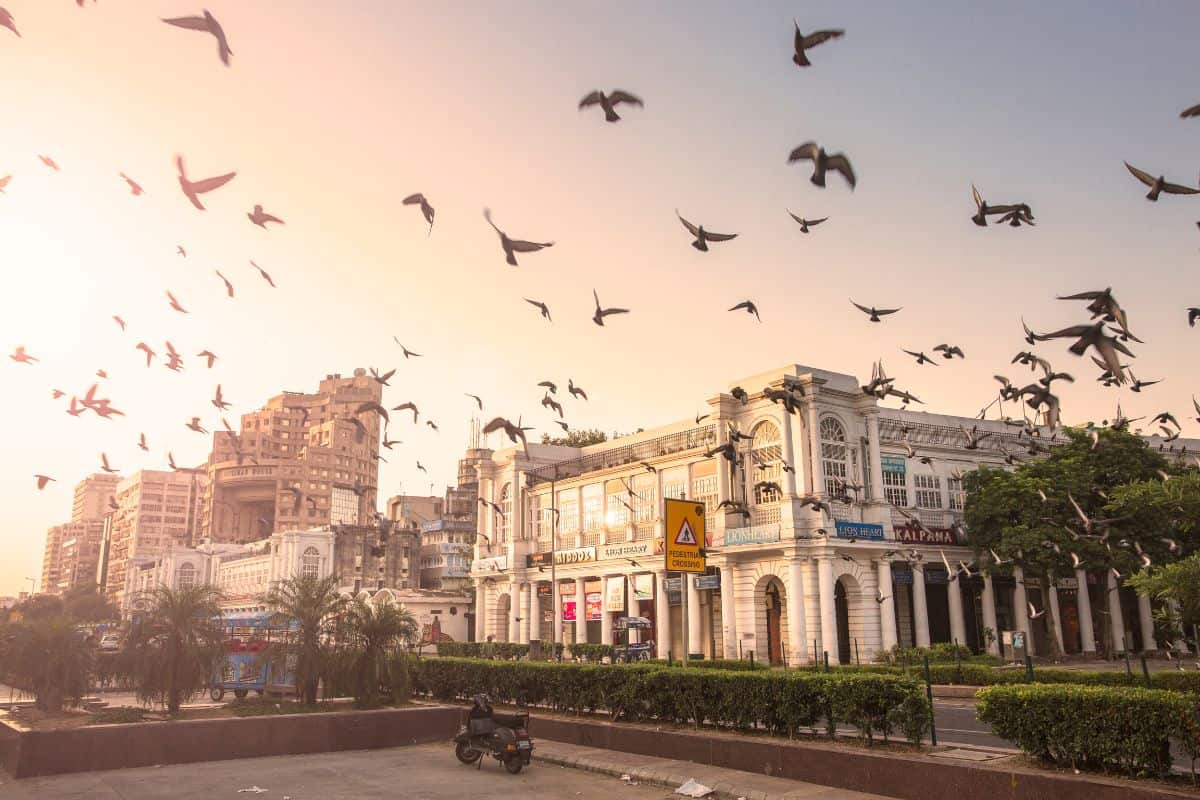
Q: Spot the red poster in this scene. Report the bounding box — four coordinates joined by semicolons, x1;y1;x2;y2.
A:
585;592;603;621
562;600;577;622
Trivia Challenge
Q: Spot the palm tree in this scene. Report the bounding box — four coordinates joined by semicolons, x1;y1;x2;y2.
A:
2;616;92;711
260;574;346;706
343;598;418;707
123;584;225;713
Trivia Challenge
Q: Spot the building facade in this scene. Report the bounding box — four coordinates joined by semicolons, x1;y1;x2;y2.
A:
40;473;122;595
330;521;419;596
470;363;1197;665
71;473;121;524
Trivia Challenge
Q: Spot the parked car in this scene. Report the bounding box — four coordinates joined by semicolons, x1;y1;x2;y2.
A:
98;632;122;652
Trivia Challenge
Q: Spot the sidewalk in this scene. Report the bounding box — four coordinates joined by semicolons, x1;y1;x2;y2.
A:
536;739;896;800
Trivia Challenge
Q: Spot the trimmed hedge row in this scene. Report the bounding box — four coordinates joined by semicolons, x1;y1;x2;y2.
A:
977;684;1200;777
413;657;929;745
807;661;1200;692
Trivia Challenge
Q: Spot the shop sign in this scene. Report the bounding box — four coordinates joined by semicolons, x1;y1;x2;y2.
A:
881;455;907;475
585;592;603;621
604;576;626;612
664;576;682;606
562;599;576;622
834;521;884;541
537;583;552;598
924;568;950;585
633;573;654;601
525;546;596;568
1057;577;1078;590
474;555;508;573
894;523;964;546
693;574;720;590
598;540;655;562
723;524;780;546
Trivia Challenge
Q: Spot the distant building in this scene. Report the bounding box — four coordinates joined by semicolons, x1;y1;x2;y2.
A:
41;474;122;596
330;521;419;596
71;473;121;523
200;370;382;543
54;520;107;594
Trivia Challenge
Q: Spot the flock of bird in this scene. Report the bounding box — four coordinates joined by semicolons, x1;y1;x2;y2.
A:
4;6;1199;611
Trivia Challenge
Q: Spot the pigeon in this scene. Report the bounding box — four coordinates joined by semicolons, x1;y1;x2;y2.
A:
850;300;901;322
9;346;37;364
1028;602;1046;620
730;386;749;405
555;420;569;432
112;315;126;331
162;9;233;67
186;417;208;434
39;155;60;171
568;379;588;401
578;90;643;122
197;349;217;368
212;384;231;411
393;339;422;358
696;411;710;424
355;402;390;425
538;381;558;394
996;207;1035;227
483;208;553;266
676;210;737;251
402;193;435;233
100;453;118;474
791;20;843;67
970;185;1034;226
1124;161;1200;201
138;433;149;452
0;7;18;37
933;344;965;359
524;297;552;322
214;270;235;298
1188;307;1200;327
119;173;144;195
728;300;761;322
592;289;629;326
247;204;284;229
177;245;187;257
786;211;828;233
483;416;533;450
250;260;276;288
788;142;856;189
1039;320;1133;383
392;401;419;424
903;349;938;366
34;474;54;490
1128;371;1160;393
369;367;395;386
0;175;10;192
135;342;156;367
175;154;236;211
166;291;188;313
542;393;564;418
1181;103;1200;118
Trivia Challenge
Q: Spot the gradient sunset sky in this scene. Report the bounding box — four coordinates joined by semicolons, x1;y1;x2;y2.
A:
2;2;1199;596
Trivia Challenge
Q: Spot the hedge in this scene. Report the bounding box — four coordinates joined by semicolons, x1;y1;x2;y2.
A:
804;662;1200;693
977;684;1200;777
413;657;929;745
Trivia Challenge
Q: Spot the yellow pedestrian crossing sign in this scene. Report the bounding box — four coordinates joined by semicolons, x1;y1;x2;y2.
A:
664;498;706;574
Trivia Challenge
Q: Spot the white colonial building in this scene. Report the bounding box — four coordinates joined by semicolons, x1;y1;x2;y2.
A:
470;363;1196;665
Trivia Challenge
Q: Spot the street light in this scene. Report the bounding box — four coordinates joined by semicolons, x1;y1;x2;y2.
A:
24;577;37;595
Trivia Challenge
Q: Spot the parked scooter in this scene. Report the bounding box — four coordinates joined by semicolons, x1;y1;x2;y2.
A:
453;693;534;774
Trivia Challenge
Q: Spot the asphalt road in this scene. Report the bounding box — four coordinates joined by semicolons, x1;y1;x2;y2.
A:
929;700;1012;750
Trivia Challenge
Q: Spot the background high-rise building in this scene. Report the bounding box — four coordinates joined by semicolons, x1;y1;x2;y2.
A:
40;473;122;595
71;473;121;524
201;370;382;543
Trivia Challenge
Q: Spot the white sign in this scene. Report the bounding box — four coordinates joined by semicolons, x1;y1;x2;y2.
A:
474;555;508;573
604;576;626;612
598;541;654;562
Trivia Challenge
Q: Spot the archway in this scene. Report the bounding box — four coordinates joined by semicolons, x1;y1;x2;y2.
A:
835;579;850;664
494;590;511;643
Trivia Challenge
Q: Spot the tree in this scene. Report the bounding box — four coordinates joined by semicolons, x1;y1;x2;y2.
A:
0;616;91;711
541;428;608;447
62;586;120;623
123;585;225;713
260;574;346;706
339;598;417;708
1125;554;1200;647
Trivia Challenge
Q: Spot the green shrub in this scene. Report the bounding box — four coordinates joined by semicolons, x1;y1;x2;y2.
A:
568;643;615;663
977;684;1196;777
226;697;329;717
434;641;532;660
88;707;144;725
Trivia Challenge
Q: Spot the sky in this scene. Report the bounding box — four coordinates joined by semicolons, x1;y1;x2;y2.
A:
1;1;1199;596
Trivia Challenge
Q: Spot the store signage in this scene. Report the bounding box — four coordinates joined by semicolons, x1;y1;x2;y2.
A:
1057;577;1078;590
894;523;964;546
693;574;721;590
604;576;626;612
834;521;884;541
537;583;552;598
562;599;576;622
420;520;445;533
474;555;508;573
598;541;655;562
664;576;682;606
585;592;603;621
525;546;596;568
664;498;706;574
633;573;654;601
723;524;780;546
881;455;907;475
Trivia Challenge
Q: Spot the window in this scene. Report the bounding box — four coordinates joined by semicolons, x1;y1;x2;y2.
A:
528;493;544;542
557;490;579;535
691;461;718;526
605;480;630;528
751;421;782;504
820;416;848;497
497;483;511;543
582;484;603;532
632;474;657;522
661;467;687;504
948;477;966;511
302;546;321;579
883;470;908;507
176;563;196;590
330;486;358;525
914;474;942;509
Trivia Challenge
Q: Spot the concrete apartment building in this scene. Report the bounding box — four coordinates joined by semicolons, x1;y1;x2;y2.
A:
200;370;382;543
72;473;121;523
40;473;121;595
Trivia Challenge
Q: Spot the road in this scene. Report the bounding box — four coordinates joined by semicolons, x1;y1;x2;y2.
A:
929;700;1011;750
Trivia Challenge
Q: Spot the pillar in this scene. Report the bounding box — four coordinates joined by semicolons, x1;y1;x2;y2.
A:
1048;583;1065;654
524;581;537;644
817;557;837;660
787;558;808;665
981;574;1000;656
1075;569;1096;653
655;569;670;659
866;413;885;503
1107;569;1126;653
1137;592;1156;652
601;577;614;648
805;402;822;496
911;563;931;648
720;563;738;659
574;576;588;645
715;422;732;507
474;579;487;642
877;559;898;652
508;584;520;644
779;412;799;498
948;576;967;647
1012;566;1032;655
687;570;702;657
552;579;563;646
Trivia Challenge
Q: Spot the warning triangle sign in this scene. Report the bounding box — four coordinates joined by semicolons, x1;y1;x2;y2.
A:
674;519;698;546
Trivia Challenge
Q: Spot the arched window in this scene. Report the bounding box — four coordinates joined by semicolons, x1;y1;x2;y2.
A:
820;416;848;497
497;483;511;543
302;546;321;579
751;421;783;504
176;562;196;590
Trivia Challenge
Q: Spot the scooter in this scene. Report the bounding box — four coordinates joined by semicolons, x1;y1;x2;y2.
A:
453;693;534;774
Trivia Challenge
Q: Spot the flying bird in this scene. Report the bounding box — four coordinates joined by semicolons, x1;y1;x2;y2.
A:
791;20;843;67
731;386;749;405
902;349;938;366
137;433;149;452
162;9;233;66
1128;371;1160;393
166;291;188;313
788;142;856;189
1187;307;1199;327
136;342;156;367
1123;161;1200;201
392;401;419;424
39;155;60;171
728;300;761;322
177;245;187;257
112;315;126;331
212;384;231;411
1182;103;1200;118
483;416;533;449
250;260;276;287
1039;320;1133;383
197;349;217;368
696;411;710;424
538;380;558;394
355;401;390;425
592;289;629;326
541;393;564;418
555;420;569;432
393;338;422;358
850;300;901;322
247;204;284;229
119;173;144;195
578;89;644;122
785;211;827;233
676;210;737;251
9;346;37;364
970;185;1033;226
0;175;10;192
1028;602;1046;620
175;154;235;211
568;379;588;401
34;474;54;490
402;193;435;233
100;453;118;474
524;297;552;322
369;367;395;386
933;344;965;359
215;270;235;298
483;208;553;266
185;417;208;434
0;7;18;37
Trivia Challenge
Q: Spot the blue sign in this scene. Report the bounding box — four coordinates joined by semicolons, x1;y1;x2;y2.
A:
881;456;907;475
834;521;884;541
693;574;721;590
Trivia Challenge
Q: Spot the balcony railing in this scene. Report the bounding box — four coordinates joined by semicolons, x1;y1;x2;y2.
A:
634;523;655;541
525;425;718;486
751;506;781;527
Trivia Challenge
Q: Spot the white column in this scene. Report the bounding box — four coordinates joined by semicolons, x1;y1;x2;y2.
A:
787;558;808;665
1169;601;1189;653
552;579;563;646
817;557;837;661
720;563;738;659
866;413;885;503
981;574;1000;656
508;584;520;644
779;412;798;498
601;577;614;648
687;571;702;657
1012;566;1032;655
1047;583;1065;654
805;402;821;496
474;579;487;642
1137;592;1156;652
574;576;588;645
715;423;731;507
1107;570;1126;653
877;559;898;652
948;576;967;647
524;581;536;644
911;563;931;648
655;569;670;659
1076;569;1096;653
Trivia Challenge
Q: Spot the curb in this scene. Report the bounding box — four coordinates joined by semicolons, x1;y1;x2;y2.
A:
537;748;755;800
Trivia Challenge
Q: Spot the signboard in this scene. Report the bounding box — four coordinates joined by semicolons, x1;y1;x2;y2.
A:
537;583;552;598
881;455;907;474
585;592;603;621
598;541;655;562
526;546;596;568
604;576;626;612
474;555;508;573
834;521;884;541
664;498;706;574
633;573;654;601
420;520;445;533
562;599;577;622
894;523;963;546
1057;577;1078;590
664;576;682;606
723;524;780;546
693;574;721;590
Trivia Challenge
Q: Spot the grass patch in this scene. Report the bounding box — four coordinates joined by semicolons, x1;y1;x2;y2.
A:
88;707;145;725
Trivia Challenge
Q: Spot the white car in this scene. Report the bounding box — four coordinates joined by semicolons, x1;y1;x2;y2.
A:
98;633;122;652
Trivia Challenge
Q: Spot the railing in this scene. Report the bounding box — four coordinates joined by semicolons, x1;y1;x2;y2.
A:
877;416;1061;456
751;506;781;526
579;530;600;547
634;523;655;541
525;425;718;486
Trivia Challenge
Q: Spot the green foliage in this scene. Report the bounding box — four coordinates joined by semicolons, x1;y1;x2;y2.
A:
0;616;92;711
227;697;330;717
977;683;1198;777
1126;551;1200;635
568;643;615;663
654;658;767;671
436;641;532;660
808;661;1200;692
880;643;992;667
88;707;145;725
412;657;927;745
61;586;120;623
540;428;609;447
260;574;347;706
335;598;418;708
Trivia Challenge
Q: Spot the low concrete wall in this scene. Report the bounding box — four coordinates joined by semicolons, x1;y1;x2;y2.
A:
2;704;459;779
531;715;1195;800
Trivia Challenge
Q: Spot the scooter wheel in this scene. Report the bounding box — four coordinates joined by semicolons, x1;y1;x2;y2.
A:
503;755;524;774
455;742;482;764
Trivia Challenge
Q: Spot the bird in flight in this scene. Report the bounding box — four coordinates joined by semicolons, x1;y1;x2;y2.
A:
392;401;419;424
851;300;901;322
465;393;483;410
112;315;126;331
970;185;1033;227
100;452;118;474
578;89;644;122
792;19;843;67
34;474;54;490
138;433;149;452
1128;371;1160;393
39;155;60;171
177;245;187;258
119;173;144;195
369;367;395;386
135;342;156;367
402;193;435;233
524;297;552;322
729;300;761;322
786;211;827;233
592;289;629;326
788;142;855;189
212;384;231;410
393;338;422;358
176;155;236;211
483;208;554;266
9;346;37;364
542;393;564;418
1039;320;1133;384
0;175;10;192
538;380;558;394
1181;103;1200;118
215;270;235;298
248;204;284;229
483;416;533;450
166;291;188;313
1188;307;1199;327
164;342;184;372
568;379;588;401
933;344;965;359
186;417;208;434
1124;161;1200;202
250;260;276;288
902;349;938;366
162;9;232;67
0;7;18;37
676;210;737;252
